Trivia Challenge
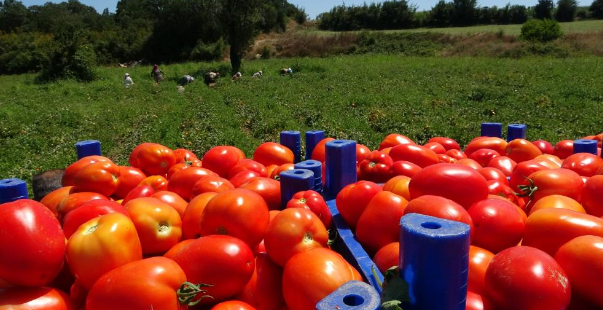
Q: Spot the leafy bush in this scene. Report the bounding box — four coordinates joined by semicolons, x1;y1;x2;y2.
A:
520;19;563;42
0;32;53;74
37;28;97;82
190;38;227;62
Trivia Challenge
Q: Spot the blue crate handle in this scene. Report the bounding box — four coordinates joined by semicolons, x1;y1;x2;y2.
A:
573;139;598;155
306;130;325;160
400;213;470;310
0;178;28;204
506;124;527;142
280;169;314;209
481;122;502;138
280;131;301;163
295;160;323;194
317;281;381;310
325;140;357;200
75;140;102;159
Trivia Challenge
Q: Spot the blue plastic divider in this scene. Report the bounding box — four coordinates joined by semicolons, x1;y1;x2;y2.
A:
0;178;28;204
280;131;301;163
317;281;381;310
400;214;470;310
507;124;527;142
325;140;357;200
306;130;325;161
280;169;314;209
573;139;598;155
295;160;323;194
480;123;502;138
75;140;102;159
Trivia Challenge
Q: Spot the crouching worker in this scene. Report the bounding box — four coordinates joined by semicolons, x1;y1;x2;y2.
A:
231;72;242;81
252;71;263;78
151;64;164;83
124;73;134;88
179;75;195;86
280;67;293;75
204;71;220;87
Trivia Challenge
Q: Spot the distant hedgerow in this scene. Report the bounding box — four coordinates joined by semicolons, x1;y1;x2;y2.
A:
520;19;563;42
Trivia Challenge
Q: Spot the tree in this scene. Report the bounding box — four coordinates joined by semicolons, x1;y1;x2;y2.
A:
453;0;478;26
555;0;577;21
0;0;28;32
429;0;454;27
591;0;603;18
534;0;554;19
218;0;261;73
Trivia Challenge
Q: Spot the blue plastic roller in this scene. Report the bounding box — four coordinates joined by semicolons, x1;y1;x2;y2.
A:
280;169;314;209
480;123;502;138
573;139;598;155
507;124;527;142
324;140;357;200
306;130;325;160
0;178;28;204
75;140;102;159
295;160;323;194
280;131;301;163
316;281;381;310
400;213;471;310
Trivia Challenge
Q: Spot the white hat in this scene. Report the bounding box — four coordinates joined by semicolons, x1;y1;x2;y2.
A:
190;77;195;81
125;73;130;76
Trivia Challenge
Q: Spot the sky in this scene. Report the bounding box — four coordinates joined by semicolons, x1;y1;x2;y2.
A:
20;0;593;19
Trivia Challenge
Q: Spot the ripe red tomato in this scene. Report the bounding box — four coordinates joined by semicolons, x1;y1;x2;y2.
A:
555;235;603;308
62;199;129;239
171;235;255;304
554;140;574;159
0;287;75;310
534;154;563;168
230;170;261;188
383;175;411;200
239;177;281;210
378;134;414;150
166;163;190;180
57;192;109;223
139;175;168;191
409;163;489;209
524;168;583;204
356;191;408;254
121;185;155;206
173;148;198;163
437;154;456;163
200;189;270;248
505;139;542;163
311;138;336;162
335;181;382;230
129;142;153;167
151;191;188;217
456;158;482;170
62;155;111;187
389;144;439;168
86;257;189;310
486;180;518;205
486;156;516;176
467;245;494;296
464;137;507;157
181;192;217;240
468;198;526;253
191;175;235;197
477;167;508;185
581;175;603;216
228;159;267;179
286;190;331;228
0;200;65;287
469;149;500;167
423;141;446;154
466;291;495;310
269;163;295;180
71;161;120;197
561;153;603;177
532;139;554;154
354;143;371;162
253;142;294;167
40;186;73;217
167;167;216;201
163;239;195;259
113;166;146;199
136;143;177;176
202;146;246;178
446;149;467;160
264;208;328;266
211;301;256;310
404;195;474;239
485;246;570;310
236;253;285;310
428;137;461;151
358;150;394;183
373;242;399;273
528;194;585;215
508;160;549;192
389;160;421;178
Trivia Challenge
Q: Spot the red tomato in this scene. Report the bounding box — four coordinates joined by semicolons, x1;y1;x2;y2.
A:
139;175;168;191
71;161;120;197
469;149;500;167
240;177;281;211
485;246;570;310
283;248;362;310
236;253;285;310
378;134;414;150
355;143;371;163
554;140;574;159
581;175;603;216
113;166;146;199
200;189;270;247
311;138;335;162
167;167;216;201
524;168;583;205
211;301;256;310
136;143;177;176
163;239;195;259
121;185;155;206
230;170;261;188
86;257;190;310
150;191;187;216
264;208;328;266
40;186;73;217
464;137;507;157
404;195;474;239
446;149;467;160
286;190;331;228
528;194;585;215
129;143;153;167
532;140;554;154
269;163;295;180
428;137;461;151
356;191;408;254
467;246;495;296
57;192;109;222
228;159;267;179
477;167;508;185
486;156;516;176
171;235;255;303
181;192;217;240
468;198;526;253
173;148;198;163
202;146;246;178
335;181;382;230
409;163;488;209
253;142;294;167
508;160;549;192
166;163;190;180
62;199;129;239
0;287;75;310
555;235;603;308
62;156;111;187
534;154;563;168
437;154;456;163
523;208;603;256
191;175;235;197
0;200;65;287
389;160;421;178
358;150;394;183
383;175;411;200
423;142;446;154
124;197;182;255
505;139;542;163
561;153;603;177
373;242;399;273
466;291;495;310
486;180;518;205
389;144;439;168
66;213;142;289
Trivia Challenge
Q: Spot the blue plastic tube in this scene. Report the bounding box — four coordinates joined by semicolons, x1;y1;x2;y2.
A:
75;140;102;159
305;130;325;160
573;139;598;155
507;124;527;142
481;123;502;138
317;281;381;310
280;131;301;163
0;178;28;204
294;160;323;194
324;140;357;200
280;169;314;209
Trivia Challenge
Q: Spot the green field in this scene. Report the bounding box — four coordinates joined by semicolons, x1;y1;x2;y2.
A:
1;55;602;189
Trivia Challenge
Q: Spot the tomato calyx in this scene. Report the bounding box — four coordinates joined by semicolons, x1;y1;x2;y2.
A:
177;281;213;306
381;266;410;310
517;177;539;199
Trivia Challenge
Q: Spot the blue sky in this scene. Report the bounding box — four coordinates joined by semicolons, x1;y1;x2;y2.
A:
20;0;592;19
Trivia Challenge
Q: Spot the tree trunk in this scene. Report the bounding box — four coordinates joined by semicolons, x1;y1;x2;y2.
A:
230;44;241;73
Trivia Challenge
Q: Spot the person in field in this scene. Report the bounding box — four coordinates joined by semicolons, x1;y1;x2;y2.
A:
151;64;164;83
124;73;134;88
204;71;220;87
179;75;195;86
252;71;263;78
231;72;242;81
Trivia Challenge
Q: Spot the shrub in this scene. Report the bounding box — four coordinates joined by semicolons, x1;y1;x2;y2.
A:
520;19;563;42
37;28;97;82
190;38;226;62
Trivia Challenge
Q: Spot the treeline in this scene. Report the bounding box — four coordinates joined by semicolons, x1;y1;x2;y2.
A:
0;0;307;75
318;0;603;31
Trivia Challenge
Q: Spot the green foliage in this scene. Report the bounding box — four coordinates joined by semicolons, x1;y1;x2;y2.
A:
0;32;52;74
37;28;97;82
190;38;227;62
0;0;28;32
452;0;478;26
521;19;563;42
591;0;603;18
219;0;262;73
556;0;578;22
317;1;417;31
535;0;555;19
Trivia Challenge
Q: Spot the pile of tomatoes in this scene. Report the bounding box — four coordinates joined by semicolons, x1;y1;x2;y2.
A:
1;131;602;310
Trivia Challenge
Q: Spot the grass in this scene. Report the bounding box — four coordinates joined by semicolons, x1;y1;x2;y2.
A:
1;55;603;191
